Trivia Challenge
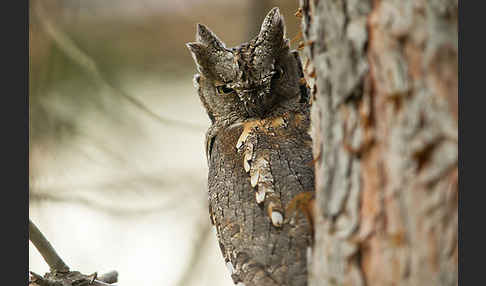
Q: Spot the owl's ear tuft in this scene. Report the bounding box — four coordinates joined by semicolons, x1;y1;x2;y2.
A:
196;24;226;51
187;24;236;82
186;42;205;56
257;7;286;53
261;7;283;31
186;42;211;75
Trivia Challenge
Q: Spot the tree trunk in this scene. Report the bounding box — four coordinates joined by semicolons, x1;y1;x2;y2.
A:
299;0;458;285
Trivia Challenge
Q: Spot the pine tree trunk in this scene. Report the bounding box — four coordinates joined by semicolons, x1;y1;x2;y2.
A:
298;0;458;285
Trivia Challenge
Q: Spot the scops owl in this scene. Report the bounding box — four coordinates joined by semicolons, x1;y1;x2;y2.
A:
187;7;315;286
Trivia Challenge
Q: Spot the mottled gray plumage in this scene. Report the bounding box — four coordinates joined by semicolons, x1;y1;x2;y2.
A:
187;7;314;286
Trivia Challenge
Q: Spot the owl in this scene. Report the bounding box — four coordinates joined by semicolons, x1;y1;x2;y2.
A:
187;7;315;286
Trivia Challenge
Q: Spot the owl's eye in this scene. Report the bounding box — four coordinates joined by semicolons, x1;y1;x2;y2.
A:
273;66;284;80
216;85;235;95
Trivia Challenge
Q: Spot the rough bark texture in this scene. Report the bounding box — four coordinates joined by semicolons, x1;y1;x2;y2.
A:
208;107;314;286
299;0;458;285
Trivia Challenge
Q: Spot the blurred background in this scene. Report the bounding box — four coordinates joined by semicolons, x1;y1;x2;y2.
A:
29;0;302;285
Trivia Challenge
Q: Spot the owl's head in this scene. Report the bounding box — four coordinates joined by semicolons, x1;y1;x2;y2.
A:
187;7;307;123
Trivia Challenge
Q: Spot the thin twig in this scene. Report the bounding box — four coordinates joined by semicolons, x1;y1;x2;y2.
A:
97;271;119;284
29;219;120;285
29;219;70;273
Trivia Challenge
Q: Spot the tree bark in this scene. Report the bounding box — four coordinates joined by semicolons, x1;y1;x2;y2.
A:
299;0;458;285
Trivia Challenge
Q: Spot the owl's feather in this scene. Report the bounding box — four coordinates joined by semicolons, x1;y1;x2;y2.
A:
188;7;314;286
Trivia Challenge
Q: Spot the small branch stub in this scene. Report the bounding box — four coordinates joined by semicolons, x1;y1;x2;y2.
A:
29;218;119;286
29;219;70;273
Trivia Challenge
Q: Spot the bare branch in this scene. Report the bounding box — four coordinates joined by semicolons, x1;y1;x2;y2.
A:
29;270;119;286
29;219;119;286
97;271;119;284
29;219;70;273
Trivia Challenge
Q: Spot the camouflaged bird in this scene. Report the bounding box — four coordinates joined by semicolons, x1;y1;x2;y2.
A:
187;7;315;286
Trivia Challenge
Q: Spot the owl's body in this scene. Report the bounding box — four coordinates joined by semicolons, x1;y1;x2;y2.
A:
188;8;314;286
